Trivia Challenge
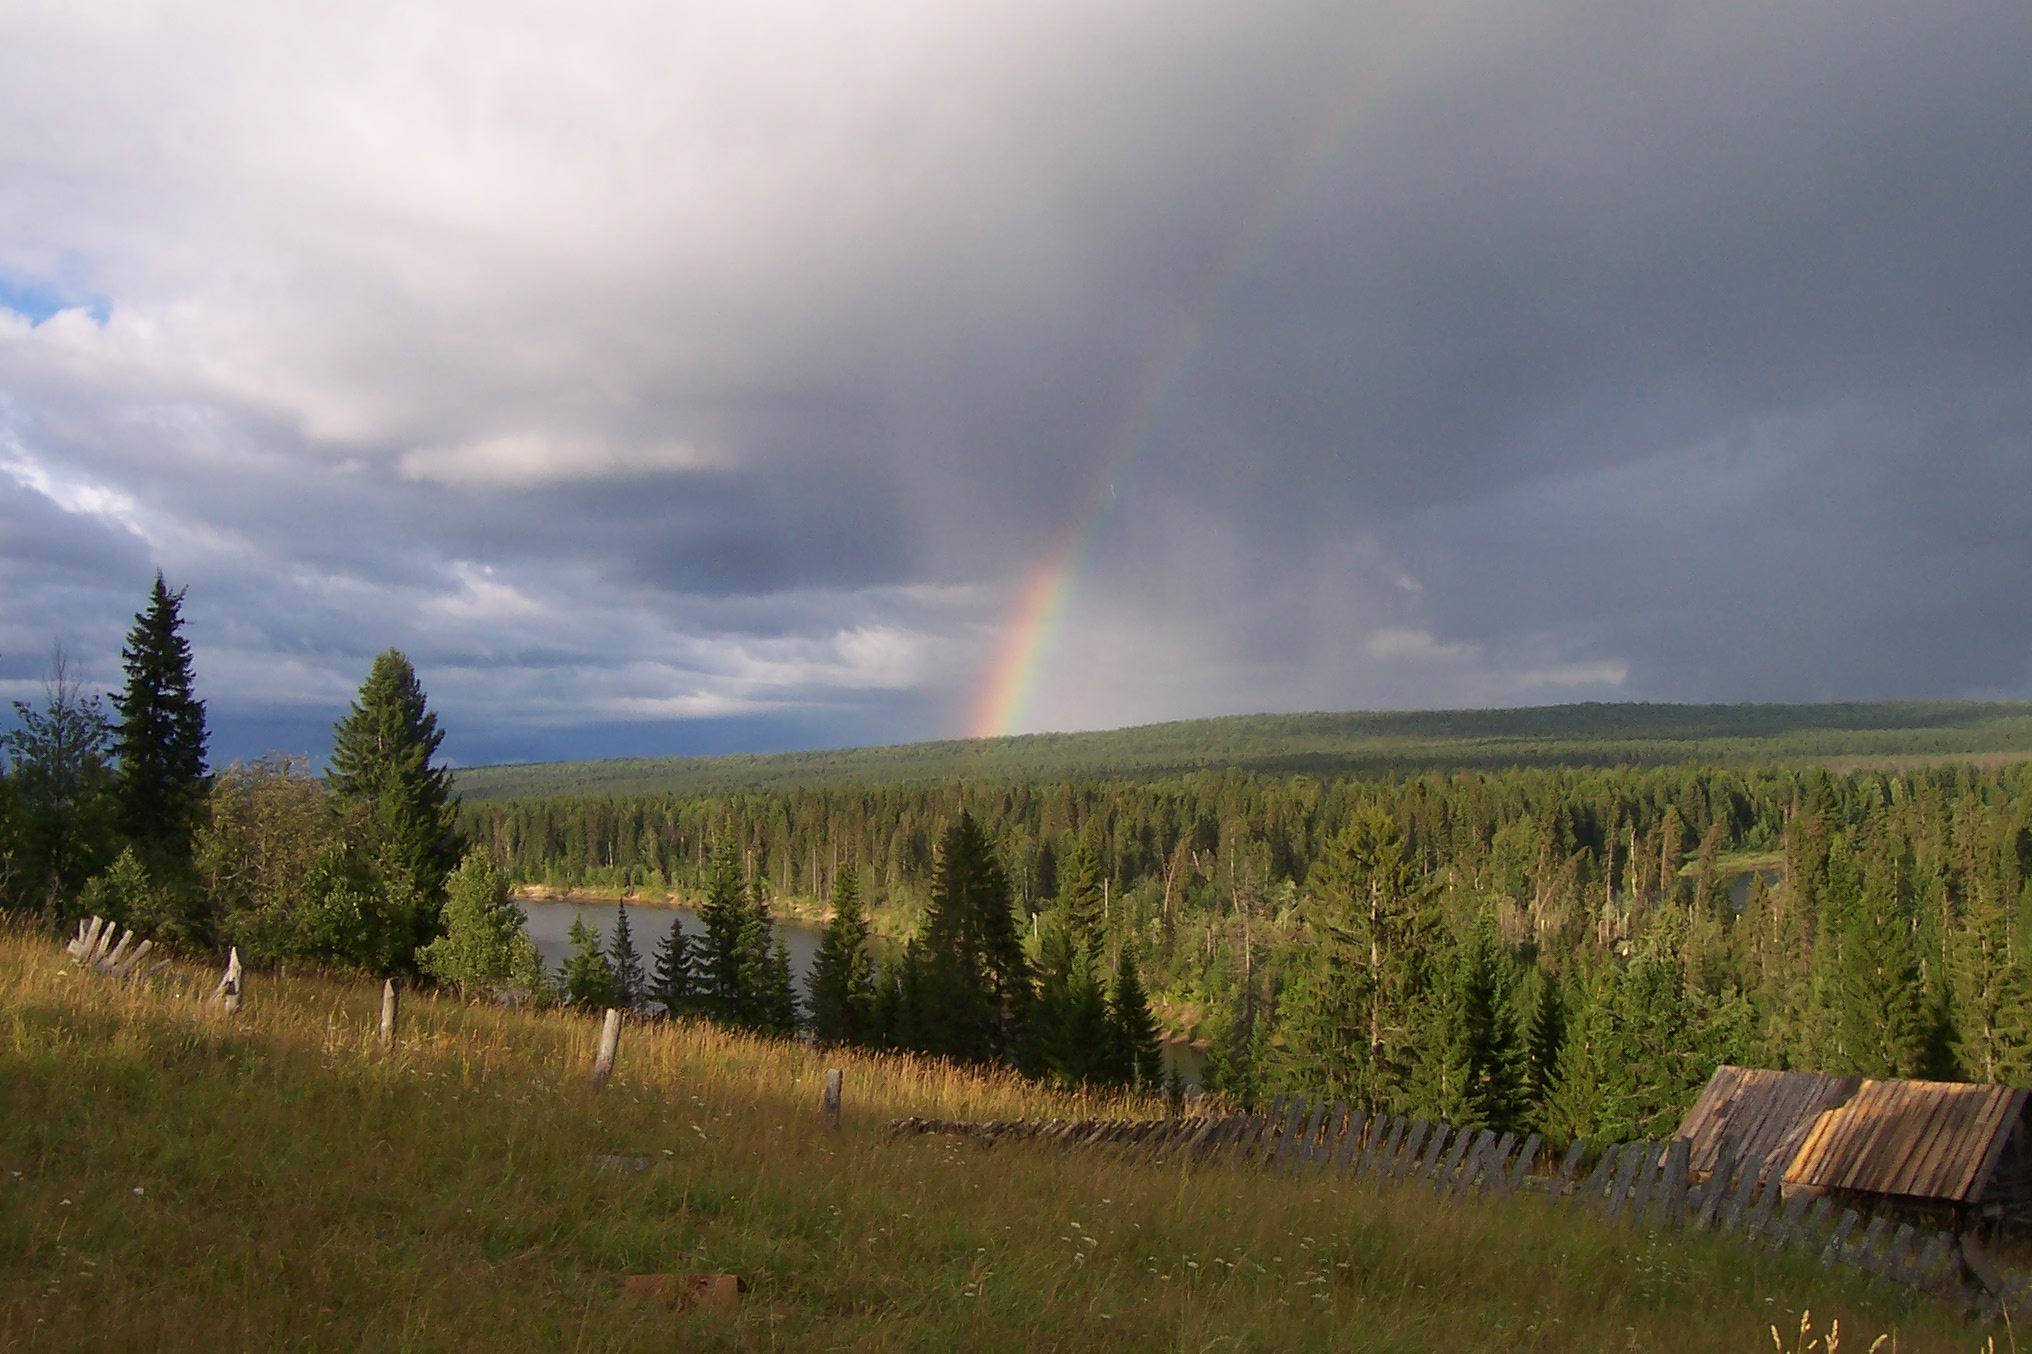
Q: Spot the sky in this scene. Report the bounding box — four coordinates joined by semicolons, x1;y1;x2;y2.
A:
3;1;2030;768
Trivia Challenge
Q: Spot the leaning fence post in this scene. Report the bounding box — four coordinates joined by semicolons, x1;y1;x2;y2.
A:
380;978;400;1048
823;1068;843;1129
590;1008;623;1090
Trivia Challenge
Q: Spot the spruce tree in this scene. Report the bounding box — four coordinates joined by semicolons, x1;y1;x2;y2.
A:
606;901;645;1007
110;572;208;864
328;650;462;963
1108;946;1164;1090
808;863;876;1045
559;912;617;1008
3;647;118;914
1056;837;1105;960
914;810;1029;1063
651;915;696;1018
1523;970;1568;1127
696;839;749;1021
1029;910;1112;1083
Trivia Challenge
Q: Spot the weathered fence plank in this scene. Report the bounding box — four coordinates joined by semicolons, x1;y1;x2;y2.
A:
1605;1142;1644;1220
1659;1138;1690;1229
1507;1133;1543;1193
1451;1130;1497;1199
1717;1168;1761;1234
1391;1120;1431;1181
1415;1125;1454;1183
1819;1209;1862;1265
823;1068;843;1130
380;978;399;1048
1433;1126;1474;1192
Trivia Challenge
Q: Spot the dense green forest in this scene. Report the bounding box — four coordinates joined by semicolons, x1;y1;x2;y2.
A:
465;756;2032;1139
453;701;2032;799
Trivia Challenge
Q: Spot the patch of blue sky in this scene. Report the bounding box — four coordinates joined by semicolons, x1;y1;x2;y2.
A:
0;275;110;325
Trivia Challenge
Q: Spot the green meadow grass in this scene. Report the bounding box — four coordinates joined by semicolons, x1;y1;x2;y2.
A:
0;929;1999;1351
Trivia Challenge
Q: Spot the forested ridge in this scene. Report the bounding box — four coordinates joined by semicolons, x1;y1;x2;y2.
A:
466;756;2032;1140
453;700;2032;799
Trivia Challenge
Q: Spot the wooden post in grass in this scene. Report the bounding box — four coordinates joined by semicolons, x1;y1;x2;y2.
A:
591;1008;622;1090
823;1068;843;1129
212;947;243;1014
379;978;400;1048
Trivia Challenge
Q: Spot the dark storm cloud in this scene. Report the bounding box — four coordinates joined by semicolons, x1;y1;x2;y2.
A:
2;0;2029;756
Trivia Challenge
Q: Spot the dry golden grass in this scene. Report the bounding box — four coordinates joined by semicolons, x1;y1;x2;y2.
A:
0;926;1998;1351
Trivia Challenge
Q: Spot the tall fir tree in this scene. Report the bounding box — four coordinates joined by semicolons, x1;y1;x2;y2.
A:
1028;910;1113;1083
651;915;696;1018
1055;837;1105;961
912;810;1030;1063
607;901;645;1007
327;650;462;963
808;862;876;1045
110;572;209;866
1108;946;1164;1090
1523;969;1568;1128
696;839;749;1021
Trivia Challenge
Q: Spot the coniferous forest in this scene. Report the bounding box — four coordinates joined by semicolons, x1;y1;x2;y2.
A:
10;577;2032;1146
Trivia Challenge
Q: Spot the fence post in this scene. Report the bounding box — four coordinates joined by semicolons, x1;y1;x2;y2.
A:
823;1068;843;1129
591;1008;623;1090
380;978;400;1048
211;947;243;1014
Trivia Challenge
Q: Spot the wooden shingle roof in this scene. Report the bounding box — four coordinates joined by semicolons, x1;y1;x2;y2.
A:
1784;1078;2029;1204
1677;1065;1862;1184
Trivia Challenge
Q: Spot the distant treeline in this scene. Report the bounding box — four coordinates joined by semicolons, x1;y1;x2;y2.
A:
464;759;2032;1140
452;701;2032;800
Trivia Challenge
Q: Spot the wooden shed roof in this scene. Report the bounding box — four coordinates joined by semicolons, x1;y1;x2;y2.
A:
1783;1078;2029;1204
1677;1065;1862;1183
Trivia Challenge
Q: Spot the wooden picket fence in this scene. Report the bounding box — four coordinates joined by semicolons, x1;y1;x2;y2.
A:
892;1094;2032;1318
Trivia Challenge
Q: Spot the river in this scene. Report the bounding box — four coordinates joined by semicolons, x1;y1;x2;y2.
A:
516;899;1205;1085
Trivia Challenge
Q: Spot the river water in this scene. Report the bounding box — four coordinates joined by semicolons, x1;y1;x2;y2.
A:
516;899;1204;1084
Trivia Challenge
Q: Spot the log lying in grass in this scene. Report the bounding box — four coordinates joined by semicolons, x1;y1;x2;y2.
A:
66;915;169;983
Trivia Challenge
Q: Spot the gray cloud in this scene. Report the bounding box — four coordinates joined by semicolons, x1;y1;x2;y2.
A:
1;0;2029;759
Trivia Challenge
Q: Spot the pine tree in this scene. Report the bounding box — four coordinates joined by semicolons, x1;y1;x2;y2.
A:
759;936;800;1036
1108;946;1163;1090
110;572;208;865
808;863;876;1045
559;912;616;1008
327;650;462;964
733;877;783;1031
606;901;645;1007
651;915;696;1018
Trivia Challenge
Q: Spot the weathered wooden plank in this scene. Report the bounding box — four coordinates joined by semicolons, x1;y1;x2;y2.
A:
1391;1120;1432;1181
1694;1138;1738;1229
1764;1192;1810;1250
1659;1137;1691;1229
1313;1102;1349;1168
1451;1130;1497;1199
1293;1102;1327;1172
1882;1222;1918;1284
1554;1139;1588;1195
1433;1125;1474;1193
1578;1143;1619;1206
1365;1115;1406;1179
1842;1216;1890;1274
1272;1097;1311;1165
1415;1124;1454;1183
1745;1171;1786;1239
1508;1133;1543;1193
1333;1111;1367;1173
1627;1142;1663;1226
1819;1208;1862;1265
1605;1142;1644;1220
1912;1232;1955;1290
1717;1167;1761;1234
1480;1132;1520;1196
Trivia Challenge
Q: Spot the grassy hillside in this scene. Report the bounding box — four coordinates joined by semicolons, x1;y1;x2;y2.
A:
454;701;2032;800
1;927;1992;1351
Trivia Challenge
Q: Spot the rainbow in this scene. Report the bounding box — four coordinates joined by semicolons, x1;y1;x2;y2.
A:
967;55;1410;740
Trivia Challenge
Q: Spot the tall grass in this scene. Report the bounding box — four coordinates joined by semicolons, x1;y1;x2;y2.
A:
0;928;1992;1351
